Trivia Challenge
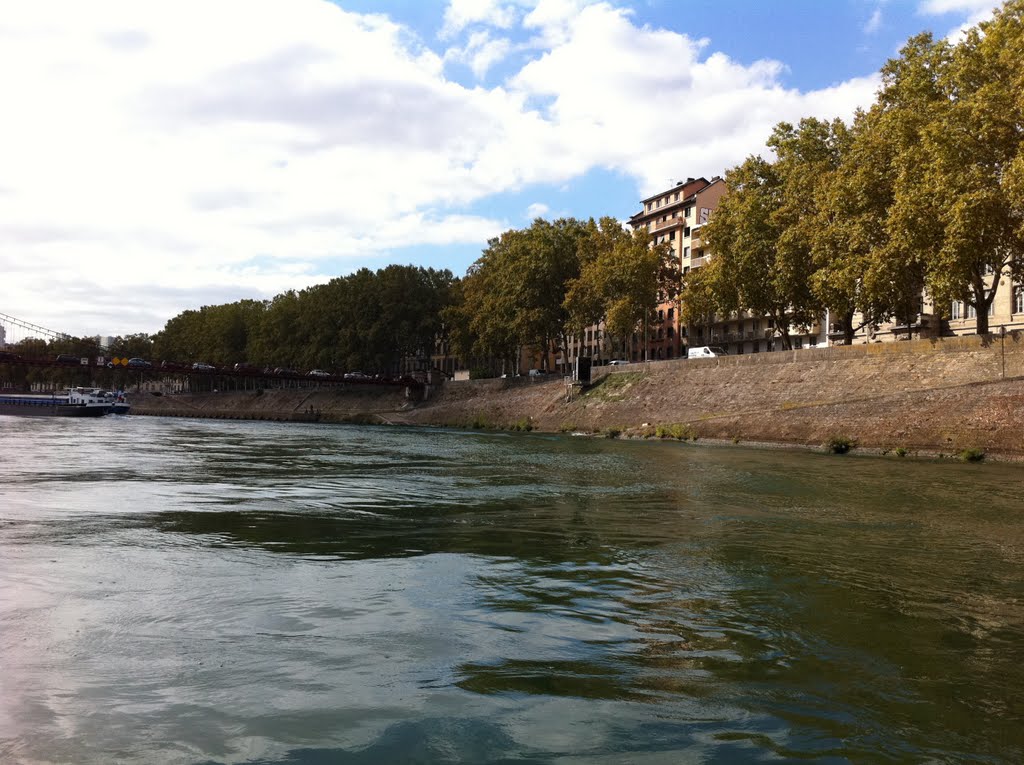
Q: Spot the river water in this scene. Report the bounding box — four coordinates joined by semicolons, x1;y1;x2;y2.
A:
1;416;1022;764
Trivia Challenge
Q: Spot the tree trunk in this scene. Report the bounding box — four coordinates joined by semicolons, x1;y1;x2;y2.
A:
842;309;855;345
972;270;994;336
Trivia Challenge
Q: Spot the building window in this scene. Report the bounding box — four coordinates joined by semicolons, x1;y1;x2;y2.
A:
951;301;963;320
674;192;679;201
1015;286;1024;314
669;231;675;240
683;246;690;258
967;304;977;320
667;326;674;338
684;227;691;237
668;307;674;320
684;207;692;218
658;309;664;321
683;266;689;275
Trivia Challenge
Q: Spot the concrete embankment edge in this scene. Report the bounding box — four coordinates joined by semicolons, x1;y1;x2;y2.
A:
129;334;1024;459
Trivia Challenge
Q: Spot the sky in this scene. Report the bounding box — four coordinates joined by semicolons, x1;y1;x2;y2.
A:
0;0;1001;339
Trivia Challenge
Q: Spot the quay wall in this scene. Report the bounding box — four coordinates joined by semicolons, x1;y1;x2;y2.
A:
130;334;1024;457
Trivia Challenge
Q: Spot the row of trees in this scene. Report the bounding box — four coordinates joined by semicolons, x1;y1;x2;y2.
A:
151;265;456;373
83;216;671;378
686;1;1024;344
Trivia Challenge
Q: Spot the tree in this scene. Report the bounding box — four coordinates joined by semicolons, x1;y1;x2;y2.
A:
699;154;819;350
457;218;587;373
565;217;677;359
919;9;1024;333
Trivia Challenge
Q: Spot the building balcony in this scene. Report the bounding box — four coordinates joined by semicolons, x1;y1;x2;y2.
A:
649;217;682;234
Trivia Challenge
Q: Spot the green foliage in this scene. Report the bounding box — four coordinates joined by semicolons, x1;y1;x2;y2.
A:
654;423;697;441
449;218;588;373
152;266;454;374
825;436;856;454
582;371;643;401
565;218;678;356
602;426;623;439
558;422;578;433
958;447;986;463
894;446;908;457
508;418;534;432
469;413;491;430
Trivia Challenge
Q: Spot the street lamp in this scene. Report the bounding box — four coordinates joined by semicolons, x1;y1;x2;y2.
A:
1000;324;1007;379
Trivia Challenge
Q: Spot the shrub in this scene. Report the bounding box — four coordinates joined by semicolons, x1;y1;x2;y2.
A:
509;418;533;432
958;447;985;463
603;426;622;439
894;446;908;458
655;423;696;441
558;422;578;433
470;413;491;429
826;436;855;454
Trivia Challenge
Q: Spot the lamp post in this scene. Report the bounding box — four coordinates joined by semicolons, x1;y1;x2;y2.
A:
1000;324;1006;379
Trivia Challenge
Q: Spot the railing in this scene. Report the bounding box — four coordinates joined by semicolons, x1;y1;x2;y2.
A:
649;217;681;234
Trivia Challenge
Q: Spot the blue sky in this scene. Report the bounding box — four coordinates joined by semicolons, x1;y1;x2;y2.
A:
0;0;998;336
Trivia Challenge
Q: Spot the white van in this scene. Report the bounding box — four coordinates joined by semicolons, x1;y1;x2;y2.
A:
687;346;728;359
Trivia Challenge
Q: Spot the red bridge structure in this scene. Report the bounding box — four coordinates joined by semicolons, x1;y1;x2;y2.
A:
0;311;423;394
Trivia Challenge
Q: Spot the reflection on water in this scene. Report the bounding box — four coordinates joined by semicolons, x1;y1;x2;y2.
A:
1;415;1023;764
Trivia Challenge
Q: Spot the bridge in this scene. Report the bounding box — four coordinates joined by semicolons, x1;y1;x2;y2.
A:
0;312;420;393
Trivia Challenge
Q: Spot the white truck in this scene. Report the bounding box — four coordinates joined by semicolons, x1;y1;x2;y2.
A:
687;346;728;358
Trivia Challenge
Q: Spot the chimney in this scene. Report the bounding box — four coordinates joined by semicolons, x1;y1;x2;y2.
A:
712;175;721;181
686;177;694;183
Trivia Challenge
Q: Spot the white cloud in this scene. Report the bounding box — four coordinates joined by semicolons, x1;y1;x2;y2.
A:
865;7;883;34
0;0;889;336
526;202;550;218
441;0;522;38
506;3;878;196
917;0;1000;39
918;0;993;13
444;30;515;78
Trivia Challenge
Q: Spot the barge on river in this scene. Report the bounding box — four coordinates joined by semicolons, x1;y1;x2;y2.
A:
0;388;128;417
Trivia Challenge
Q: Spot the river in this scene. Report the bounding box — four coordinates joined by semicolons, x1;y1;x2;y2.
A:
1;415;1022;764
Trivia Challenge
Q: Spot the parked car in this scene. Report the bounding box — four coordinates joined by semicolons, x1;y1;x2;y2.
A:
307;369;331;378
233;362;255;372
686;346;728;359
127;357;153;369
0;351;22;362
160;360;189;371
343;371;370;380
191;362;216;371
56;353;82;365
273;367;298;376
608;359;630;366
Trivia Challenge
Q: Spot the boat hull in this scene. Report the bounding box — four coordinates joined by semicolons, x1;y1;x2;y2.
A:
0;398;110;417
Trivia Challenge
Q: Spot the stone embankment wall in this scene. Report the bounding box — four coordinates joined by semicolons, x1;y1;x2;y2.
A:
398;333;1024;456
130;334;1024;456
130;386;413;424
